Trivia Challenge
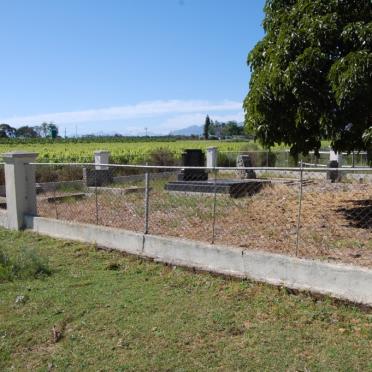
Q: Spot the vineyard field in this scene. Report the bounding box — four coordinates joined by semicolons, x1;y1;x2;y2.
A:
0;140;264;164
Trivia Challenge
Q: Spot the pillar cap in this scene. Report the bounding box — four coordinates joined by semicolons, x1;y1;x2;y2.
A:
94;150;110;154
2;151;38;162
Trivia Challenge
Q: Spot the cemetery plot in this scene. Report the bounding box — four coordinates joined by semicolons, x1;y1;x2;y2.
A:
35;168;372;268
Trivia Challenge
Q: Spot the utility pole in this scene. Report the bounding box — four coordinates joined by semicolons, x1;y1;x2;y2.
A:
64;128;67;139
145;127;148;137
75;125;78;138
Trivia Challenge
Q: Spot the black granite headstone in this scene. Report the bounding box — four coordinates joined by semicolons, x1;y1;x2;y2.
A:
177;149;208;181
326;160;339;183
83;167;113;187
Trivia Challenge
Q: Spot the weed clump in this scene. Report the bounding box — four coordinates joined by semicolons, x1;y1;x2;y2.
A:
0;246;51;282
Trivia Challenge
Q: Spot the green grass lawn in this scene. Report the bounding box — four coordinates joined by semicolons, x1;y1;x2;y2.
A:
0;228;371;371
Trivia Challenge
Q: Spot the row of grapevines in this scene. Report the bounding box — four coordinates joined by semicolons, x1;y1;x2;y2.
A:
0;140;252;164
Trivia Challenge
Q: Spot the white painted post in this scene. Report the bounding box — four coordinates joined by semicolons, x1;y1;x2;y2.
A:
206;147;217;168
94;151;110;170
328;150;343;182
329;150;343;166
2;152;38;230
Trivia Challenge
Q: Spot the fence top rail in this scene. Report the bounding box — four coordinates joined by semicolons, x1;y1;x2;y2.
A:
218;150;368;155
301;162;371;169
29;162;372;173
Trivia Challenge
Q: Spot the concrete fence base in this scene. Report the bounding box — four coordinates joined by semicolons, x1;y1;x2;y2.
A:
23;215;372;306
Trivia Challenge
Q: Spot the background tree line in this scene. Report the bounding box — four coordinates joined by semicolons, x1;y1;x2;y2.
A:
203;115;248;139
0;122;59;139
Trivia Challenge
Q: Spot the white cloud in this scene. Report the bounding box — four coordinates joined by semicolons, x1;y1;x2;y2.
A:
1;99;242;126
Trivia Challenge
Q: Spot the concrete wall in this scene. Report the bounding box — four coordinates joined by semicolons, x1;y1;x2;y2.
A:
0;210;8;228
25;215;143;255
23;215;372;306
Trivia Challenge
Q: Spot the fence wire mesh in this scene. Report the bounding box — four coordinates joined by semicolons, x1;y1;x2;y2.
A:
32;163;371;267
217;150;369;168
213;175;299;255
148;170;214;241
297;170;371;266
0;163;5;210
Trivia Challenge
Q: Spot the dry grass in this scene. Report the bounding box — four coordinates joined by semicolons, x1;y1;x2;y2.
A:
37;178;372;267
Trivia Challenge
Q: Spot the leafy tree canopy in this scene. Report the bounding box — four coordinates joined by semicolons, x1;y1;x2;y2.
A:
0;122;59;139
16;126;39;138
203;115;211;140
35;122;59;138
209;120;246;138
244;0;372;156
0;124;16;138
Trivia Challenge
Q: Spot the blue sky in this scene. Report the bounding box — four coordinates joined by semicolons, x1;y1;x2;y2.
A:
0;0;265;135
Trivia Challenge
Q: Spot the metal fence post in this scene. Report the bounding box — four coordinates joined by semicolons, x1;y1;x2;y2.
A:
144;164;150;234
95;167;99;225
53;168;59;220
211;168;217;244
295;161;304;256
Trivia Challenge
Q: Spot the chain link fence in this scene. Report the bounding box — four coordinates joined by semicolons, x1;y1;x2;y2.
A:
29;162;372;267
218;150;370;168
0;163;5;210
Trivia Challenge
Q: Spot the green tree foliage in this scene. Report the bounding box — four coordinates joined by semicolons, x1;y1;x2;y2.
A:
209;120;245;138
0;124;16;138
203;115;211;139
223;121;245;136
0;123;58;139
34;122;59;138
244;0;372;156
16;126;39;138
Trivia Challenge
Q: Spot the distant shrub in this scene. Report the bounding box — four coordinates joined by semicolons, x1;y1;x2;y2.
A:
0;246;51;282
217;143;277;167
36;166;83;183
148;148;179;167
217;152;233;167
239;142;261;152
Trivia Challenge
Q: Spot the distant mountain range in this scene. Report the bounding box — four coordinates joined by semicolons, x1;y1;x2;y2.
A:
169;125;203;136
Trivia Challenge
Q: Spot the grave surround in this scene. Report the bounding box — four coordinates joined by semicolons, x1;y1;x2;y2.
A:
165;149;268;198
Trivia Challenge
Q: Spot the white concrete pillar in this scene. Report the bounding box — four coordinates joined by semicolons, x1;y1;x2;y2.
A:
330;150;343;166
206;147;217;168
94;151;110;170
2;152;38;230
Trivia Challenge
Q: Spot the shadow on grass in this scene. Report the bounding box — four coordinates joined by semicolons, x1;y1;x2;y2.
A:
337;199;372;229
